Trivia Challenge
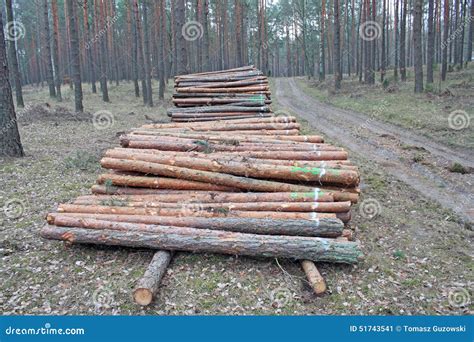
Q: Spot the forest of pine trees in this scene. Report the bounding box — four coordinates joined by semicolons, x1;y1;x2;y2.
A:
2;0;474;97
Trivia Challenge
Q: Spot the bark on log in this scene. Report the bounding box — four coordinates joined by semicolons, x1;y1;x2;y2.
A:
71;199;352;213
134;250;173;306
96;173;236;191
104;152;359;186
40;224;363;264
301;260;327;295
48;214;345;237
77;190;335;203
56;204;341;220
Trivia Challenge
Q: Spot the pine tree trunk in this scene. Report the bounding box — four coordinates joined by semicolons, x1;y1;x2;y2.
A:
5;0;24;108
51;0;63;99
43;0;56;98
66;0;83;112
334;0;342;89
413;0;424;93
381;0;386;82
441;0;450;81
394;0;399;79
0;13;24;157
158;0;166;100
468;0;473;63
400;0;407;81
133;0;147;104
203;0;210;71
427;0;435;83
319;0;326;81
142;0;153;107
176;0;188;75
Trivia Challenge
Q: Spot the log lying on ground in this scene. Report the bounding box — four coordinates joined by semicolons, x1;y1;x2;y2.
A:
171;115;272;122
96;173;237;191
101;158;359;190
90;184;359;204
48;214;345;237
56;203;344;220
71;199;352;213
104;151;358;186
134;250;173;306
301;260;327;295
77;190;335;203
40;224;363;264
129;132;323;143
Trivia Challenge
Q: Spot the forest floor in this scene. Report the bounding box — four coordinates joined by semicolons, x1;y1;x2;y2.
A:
0;75;473;315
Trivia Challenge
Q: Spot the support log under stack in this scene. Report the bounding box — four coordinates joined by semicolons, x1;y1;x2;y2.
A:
42;66;363;304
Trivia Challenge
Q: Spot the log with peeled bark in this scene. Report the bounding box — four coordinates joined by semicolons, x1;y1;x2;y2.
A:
112;149;355;170
56;203;342;220
134;250;173;306
103;151;359;186
167;105;271;115
171;115;272;122
40;224;363;264
77;190;335;203
301;260;327;295
173;98;272;106
146;122;299;132
121;137;341;152
140;116;295;128
96;173;237;191
128;132;322;143
71;199;352;213
102;156;358;188
90;183;359;204
155;129;301;136
176;86;269;93
47;214;345;237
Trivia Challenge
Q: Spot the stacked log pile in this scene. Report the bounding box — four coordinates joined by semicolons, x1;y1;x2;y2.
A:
41;67;363;306
170;66;271;122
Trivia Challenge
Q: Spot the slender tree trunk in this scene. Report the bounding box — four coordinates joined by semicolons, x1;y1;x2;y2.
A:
142;0;153;107
98;0;110;102
128;0;139;97
66;0;83;112
320;0;326;81
0;14;24;157
441;0;450;81
400;0;407;81
394;0;399;79
133;0;147;104
5;0;24;107
334;0;342;89
427;0;435;83
51;0;62;100
158;0;166;100
83;0;96;94
176;0;188;75
413;0;424;93
43;0;56;98
380;0;386;82
203;0;210;72
467;0;473;63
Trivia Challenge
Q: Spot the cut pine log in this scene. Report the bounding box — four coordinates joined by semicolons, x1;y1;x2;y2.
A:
40;224;363;264
134;250;173;306
48;214;345;237
96;173;237;191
